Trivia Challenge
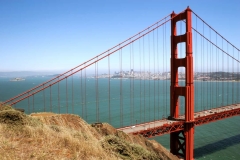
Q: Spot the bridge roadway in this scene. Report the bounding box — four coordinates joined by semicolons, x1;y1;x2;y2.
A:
117;103;240;138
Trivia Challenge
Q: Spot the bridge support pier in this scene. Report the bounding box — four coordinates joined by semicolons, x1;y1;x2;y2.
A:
170;7;194;160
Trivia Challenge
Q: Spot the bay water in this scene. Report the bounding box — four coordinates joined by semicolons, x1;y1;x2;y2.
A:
0;76;239;159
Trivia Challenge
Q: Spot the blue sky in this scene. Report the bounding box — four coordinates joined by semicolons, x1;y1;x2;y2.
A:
0;0;239;72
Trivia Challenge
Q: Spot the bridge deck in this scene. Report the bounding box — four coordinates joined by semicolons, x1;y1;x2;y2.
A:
117;104;240;138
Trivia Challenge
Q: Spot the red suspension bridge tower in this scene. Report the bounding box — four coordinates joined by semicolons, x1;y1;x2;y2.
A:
170;7;194;160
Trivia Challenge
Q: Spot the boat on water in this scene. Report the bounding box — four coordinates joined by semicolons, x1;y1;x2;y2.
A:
10;78;25;81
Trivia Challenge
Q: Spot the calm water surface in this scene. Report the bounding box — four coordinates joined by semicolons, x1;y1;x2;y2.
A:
0;76;239;159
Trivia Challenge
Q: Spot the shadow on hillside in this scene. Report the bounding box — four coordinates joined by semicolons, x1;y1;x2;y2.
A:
194;134;240;158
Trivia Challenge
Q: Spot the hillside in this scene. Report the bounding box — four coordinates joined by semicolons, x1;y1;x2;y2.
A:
0;105;179;160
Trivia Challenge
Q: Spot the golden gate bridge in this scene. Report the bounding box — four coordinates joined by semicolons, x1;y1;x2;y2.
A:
1;7;240;160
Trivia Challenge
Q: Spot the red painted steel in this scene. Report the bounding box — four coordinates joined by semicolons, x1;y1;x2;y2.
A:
170;7;194;160
129;107;240;137
131;121;184;137
194;107;240;126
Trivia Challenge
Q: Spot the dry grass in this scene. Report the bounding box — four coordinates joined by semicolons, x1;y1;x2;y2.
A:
0;105;179;160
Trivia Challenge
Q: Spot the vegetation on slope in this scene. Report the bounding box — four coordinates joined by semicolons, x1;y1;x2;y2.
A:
0;105;178;160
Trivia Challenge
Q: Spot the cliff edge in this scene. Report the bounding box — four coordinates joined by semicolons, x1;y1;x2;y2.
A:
0;105;178;160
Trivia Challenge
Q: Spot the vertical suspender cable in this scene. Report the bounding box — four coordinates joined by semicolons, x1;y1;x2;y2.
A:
201;19;204;111
132;41;135;125
218;34;220;107
119;48;123;127
165;18;167;116
130;41;133;125
210;27;212;110
143;35;146;123
156;23;160;120
163;19;165;117
81;71;84;118
96;60;100;122
50;85;52;112
201;21;203;111
195;15;198;111
95;61;97;122
139;34;142;124
121;48;123;127
97;60;99;122
153;29;156;123
209;27;212;110
222;38;224;106
28;93;30;113
210;27;213;110
32;94;35;112
72;70;74;113
95;58;99;122
206;26;209;110
212;30;214;109
237;50;240;103
193;15;195;110
148;29;151;123
108;55;111;124
85;67;87;121
216;33;218;107
232;46;234;104
58;78;60;113
227;43;229;105
43;85;46;112
66;78;68;113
